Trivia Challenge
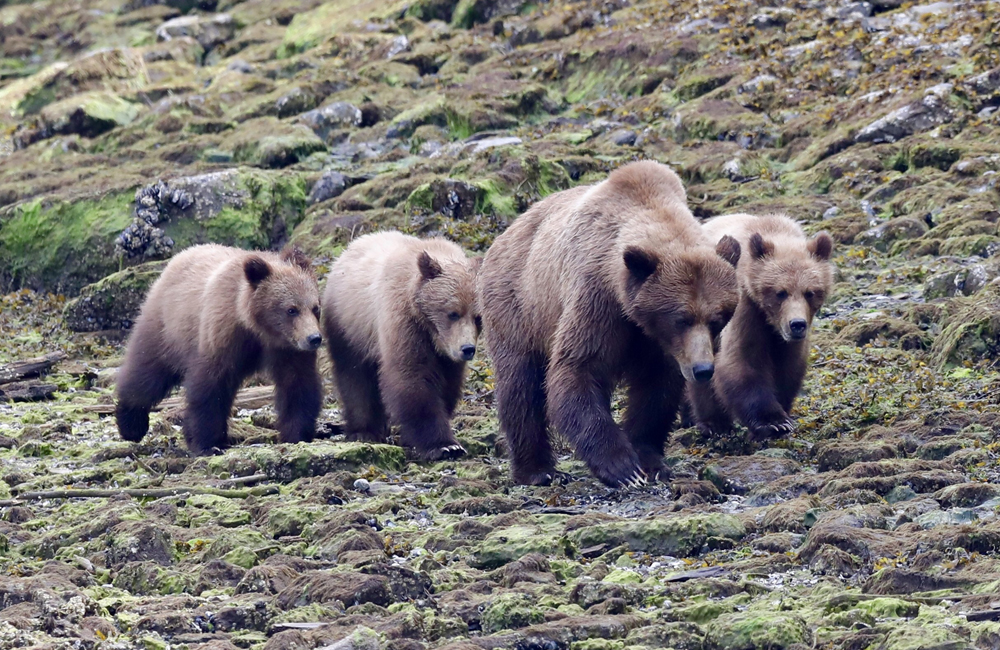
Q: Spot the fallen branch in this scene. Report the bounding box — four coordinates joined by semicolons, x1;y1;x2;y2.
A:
0;484;278;506
0;381;58;402
0;351;66;385
218;473;269;487
77;385;275;414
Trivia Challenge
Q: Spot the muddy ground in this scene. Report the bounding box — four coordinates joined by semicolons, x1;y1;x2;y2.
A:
2;0;1000;649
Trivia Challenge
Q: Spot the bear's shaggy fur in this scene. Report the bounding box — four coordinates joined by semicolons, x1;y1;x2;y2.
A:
478;161;742;487
115;244;324;454
321;232;481;461
686;213;834;439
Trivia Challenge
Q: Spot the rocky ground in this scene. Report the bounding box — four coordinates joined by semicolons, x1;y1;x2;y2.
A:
1;0;1000;648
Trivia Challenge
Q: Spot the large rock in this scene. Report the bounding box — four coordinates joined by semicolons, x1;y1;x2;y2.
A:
568;513;746;557
705;612;810;650
298;102;363;142
855;85;955;144
156;14;236;51
63;261;166;332
16;92;142;147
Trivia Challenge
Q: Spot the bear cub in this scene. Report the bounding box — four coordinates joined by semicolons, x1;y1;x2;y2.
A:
321;232;481;461
479;161;741;487
686;213;834;440
115;244;324;454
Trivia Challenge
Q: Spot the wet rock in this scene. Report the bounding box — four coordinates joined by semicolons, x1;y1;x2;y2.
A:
814;441;899;472
751;532;804;553
105;522;175;568
702;455;801;495
308;171;352;205
863;567;969;595
569;513;746;558
441;496;521;515
360;562;432;601
452;0;531;28
275;87;319;119
298;102;364;142
157;14;236;51
408;178;482;220
933;483;1000;508
855;86;955;144
63;261;167;331
923;265;994;299
480;592;544;632
610;129;637;146
275;571;392;609
236;564;300;595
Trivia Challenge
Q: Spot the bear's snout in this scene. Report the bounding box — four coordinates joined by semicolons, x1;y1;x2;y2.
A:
692;363;715;383
306;333;323;350
461;344;476;361
788;319;808;340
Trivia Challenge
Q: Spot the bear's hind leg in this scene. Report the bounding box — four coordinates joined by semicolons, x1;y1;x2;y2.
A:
622;347;683;481
493;350;555;485
271;349;322;444
115;332;180;443
182;361;243;455
327;332;389;443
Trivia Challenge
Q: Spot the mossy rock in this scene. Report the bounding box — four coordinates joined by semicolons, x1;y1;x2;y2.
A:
63;260;166;332
206;441;406;481
278;0;410;57
930;283;1000;367
481;592;546;632
704;611;809;650
38;91;143;138
472;524;571;569
568;513;746;558
226;118;326;168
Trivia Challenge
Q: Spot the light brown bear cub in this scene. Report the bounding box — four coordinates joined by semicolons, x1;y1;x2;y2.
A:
322;232;481;461
479;161;742;487
686;213;834;440
116;244;324;454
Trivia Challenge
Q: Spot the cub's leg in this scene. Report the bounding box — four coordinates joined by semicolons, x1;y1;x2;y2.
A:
182;359;247;455
115;326;180;443
380;359;465;461
271;349;322;444
685;380;733;437
326;323;389;443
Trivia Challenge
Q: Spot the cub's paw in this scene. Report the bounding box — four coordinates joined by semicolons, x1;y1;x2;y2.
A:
345;428;389;444
592;453;647;489
420;443;467;461
748;416;795;441
512;466;561;486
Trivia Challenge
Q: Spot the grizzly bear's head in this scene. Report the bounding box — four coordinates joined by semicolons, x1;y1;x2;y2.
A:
244;247;323;352
744;231;834;342
415;252;482;362
622;236;741;383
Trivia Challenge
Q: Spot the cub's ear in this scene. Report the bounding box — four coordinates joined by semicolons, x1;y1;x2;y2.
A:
280;246;312;271
715;235;741;268
623;246;658;285
748;233;774;260
418;251;443;281
244;255;271;288
808;231;834;261
468;255;484;275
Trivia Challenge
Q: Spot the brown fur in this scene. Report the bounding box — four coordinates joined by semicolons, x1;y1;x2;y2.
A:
478;161;741;487
115;244;323;453
686;213;834;439
321;232;480;461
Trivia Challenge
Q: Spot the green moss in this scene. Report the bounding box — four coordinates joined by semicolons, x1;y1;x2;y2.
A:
472;524;570;569
279;0;409;56
481;592;545;632
0;192;133;294
62;260;166;331
931;284;1000;367
568;514;745;558
704;612;809;650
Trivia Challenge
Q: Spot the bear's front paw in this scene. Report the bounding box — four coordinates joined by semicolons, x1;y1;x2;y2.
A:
748;415;795;440
420;443;467;461
592;454;647;489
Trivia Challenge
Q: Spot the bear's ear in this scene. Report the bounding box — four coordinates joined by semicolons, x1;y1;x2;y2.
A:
748;233;774;260
623;246;658;285
808;231;833;261
244;255;271;288
418;251;443;281
280;246;312;271
715;235;741;268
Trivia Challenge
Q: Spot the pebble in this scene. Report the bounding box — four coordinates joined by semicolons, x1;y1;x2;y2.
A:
354;478;371;493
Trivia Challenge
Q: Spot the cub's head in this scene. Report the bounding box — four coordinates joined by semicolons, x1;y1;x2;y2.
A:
744;231;834;342
415;252;482;363
244;247;323;352
622;236;741;383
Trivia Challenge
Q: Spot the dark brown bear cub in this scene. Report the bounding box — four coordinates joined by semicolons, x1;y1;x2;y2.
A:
115;244;324;454
478;161;741;487
686;213;834;440
321;232;480;461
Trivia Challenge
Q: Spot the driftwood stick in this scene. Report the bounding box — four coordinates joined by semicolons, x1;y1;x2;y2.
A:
218;473;269;487
77;385;275;414
0;351;66;385
0;381;58;402
0;484;279;506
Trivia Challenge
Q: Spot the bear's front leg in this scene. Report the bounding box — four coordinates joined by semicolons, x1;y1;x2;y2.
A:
183;361;243;455
547;361;645;488
622;349;682;482
725;381;794;441
685;380;733;438
271;349;322;444
380;362;466;461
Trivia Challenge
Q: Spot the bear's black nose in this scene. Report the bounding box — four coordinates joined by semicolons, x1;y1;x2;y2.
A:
692;363;714;383
789;319;808;339
461;344;476;361
307;333;323;349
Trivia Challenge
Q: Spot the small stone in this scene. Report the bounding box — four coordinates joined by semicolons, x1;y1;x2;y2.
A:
308;171;351;205
822;206;841;219
156;14;236;51
886;485;917;504
610;129;637;146
354;478;371;493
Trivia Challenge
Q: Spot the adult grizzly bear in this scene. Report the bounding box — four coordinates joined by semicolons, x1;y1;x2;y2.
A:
686;213;834;440
321;232;481;461
479;161;742;487
115;244;324;454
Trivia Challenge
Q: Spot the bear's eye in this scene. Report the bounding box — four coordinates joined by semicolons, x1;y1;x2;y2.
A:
709;318;727;338
287;307;299;317
448;311;461;322
675;314;695;328
803;290;815;301
312;306;321;318
776;290;789;301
